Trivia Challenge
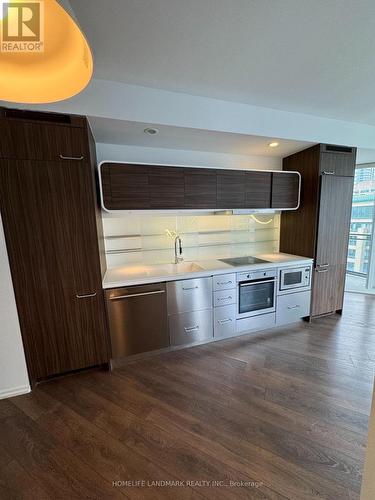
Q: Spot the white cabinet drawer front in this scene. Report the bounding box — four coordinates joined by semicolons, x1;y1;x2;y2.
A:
276;290;311;326
214;304;236;339
167;277;212;314
213;289;236;307
236;313;276;333
213;273;236;291
169;309;213;346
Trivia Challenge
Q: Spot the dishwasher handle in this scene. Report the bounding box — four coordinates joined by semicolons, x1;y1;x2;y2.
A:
110;290;165;300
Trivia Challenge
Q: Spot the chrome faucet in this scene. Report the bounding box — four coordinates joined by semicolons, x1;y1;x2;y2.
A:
174;235;183;264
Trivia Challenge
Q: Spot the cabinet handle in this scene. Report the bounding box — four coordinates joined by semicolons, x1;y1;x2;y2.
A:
316;268;329;273
287;305;300;310
76;292;97;299
218;296;232;301
317;263;329;268
59;154;84;161
110;290;165;300
217;280;233;286
218;318;233;324
322;171;335;175
182;286;199;291
184;325;199;333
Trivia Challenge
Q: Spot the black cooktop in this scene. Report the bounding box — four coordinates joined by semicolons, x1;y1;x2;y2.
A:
219;256;270;267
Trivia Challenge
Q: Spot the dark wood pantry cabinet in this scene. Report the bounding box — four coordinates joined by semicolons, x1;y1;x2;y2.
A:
99;162;300;211
280;143;356;319
0;108;110;384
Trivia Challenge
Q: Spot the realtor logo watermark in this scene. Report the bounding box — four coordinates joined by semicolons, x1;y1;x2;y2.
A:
1;1;44;52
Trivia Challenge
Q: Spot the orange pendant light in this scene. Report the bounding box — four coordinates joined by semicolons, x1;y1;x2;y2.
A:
0;0;93;103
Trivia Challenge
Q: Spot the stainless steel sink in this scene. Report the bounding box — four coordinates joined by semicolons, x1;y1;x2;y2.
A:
155;262;204;274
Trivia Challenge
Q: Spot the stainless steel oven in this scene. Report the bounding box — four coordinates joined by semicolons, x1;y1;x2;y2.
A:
237;269;277;318
279;265;311;293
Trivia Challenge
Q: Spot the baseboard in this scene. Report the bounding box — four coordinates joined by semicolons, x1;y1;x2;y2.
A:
0;385;31;400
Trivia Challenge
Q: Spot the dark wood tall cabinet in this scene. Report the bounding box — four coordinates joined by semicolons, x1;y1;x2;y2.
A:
280;144;356;319
0;108;110;383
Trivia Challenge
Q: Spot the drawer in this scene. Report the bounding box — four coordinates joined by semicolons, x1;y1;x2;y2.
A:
276;291;311;326
213;289;236;307
167;277;212;314
213;273;236;291
214;304;236;340
169;309;213;347
236;313;276;333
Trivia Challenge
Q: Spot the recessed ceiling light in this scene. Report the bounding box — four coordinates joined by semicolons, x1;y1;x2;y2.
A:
144;127;159;135
269;142;279;148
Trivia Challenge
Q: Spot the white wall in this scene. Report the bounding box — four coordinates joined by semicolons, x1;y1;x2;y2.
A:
0;215;30;399
96;142;281;169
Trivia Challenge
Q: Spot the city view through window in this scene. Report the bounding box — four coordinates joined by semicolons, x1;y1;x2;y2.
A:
346;165;375;293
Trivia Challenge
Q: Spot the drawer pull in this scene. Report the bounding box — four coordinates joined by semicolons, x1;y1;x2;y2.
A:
287;305;300;310
59;154;84;161
218;296;232;301
316;268;329;273
218;318;233;325
182;286;199;291
110;290;165;300
184;325;200;333
76;292;97;299
317;263;329;268
217;280;233;285
322;171;335;175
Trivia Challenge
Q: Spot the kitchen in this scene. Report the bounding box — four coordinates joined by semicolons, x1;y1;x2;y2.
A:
0;1;375;499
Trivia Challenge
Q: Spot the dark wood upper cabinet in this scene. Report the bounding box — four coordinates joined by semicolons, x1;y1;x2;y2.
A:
0;118;88;162
216;170;245;209
271;172;300;209
149;166;184;209
99;162;300;211
101;163;150;210
319;146;356;177
184;168;217;209
245;171;272;208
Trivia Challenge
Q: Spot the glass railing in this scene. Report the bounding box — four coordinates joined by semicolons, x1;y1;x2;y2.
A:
347;232;372;276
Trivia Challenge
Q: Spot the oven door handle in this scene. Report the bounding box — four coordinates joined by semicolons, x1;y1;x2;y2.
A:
239;279;276;287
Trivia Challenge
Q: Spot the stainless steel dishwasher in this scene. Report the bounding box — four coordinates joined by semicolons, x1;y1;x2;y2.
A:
105;282;169;357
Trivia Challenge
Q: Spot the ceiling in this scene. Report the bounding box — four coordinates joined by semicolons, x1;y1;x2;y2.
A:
89;117;313;157
71;0;375;125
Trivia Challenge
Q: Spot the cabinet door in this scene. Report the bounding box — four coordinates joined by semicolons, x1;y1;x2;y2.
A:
312;175;353;316
245;171;272;208
0;159;110;380
216;170;245;209
101;163;149;210
149;166;184;209
184;168;217;208
271;172;300;209
0;118;88;161
315;175;353;267
312;265;346;317
320;146;356;177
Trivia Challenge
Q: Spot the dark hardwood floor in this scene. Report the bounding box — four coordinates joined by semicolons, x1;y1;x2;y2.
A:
1;292;374;499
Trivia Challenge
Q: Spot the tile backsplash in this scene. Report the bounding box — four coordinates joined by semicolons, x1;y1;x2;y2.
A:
103;213;280;268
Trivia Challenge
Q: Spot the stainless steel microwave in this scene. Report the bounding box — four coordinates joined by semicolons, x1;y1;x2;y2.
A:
279;265;311;292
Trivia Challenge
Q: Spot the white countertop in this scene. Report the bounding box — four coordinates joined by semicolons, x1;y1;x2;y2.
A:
103;252;313;289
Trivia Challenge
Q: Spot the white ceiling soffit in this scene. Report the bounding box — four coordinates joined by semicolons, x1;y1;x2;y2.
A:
70;0;375;126
89;117;313;157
